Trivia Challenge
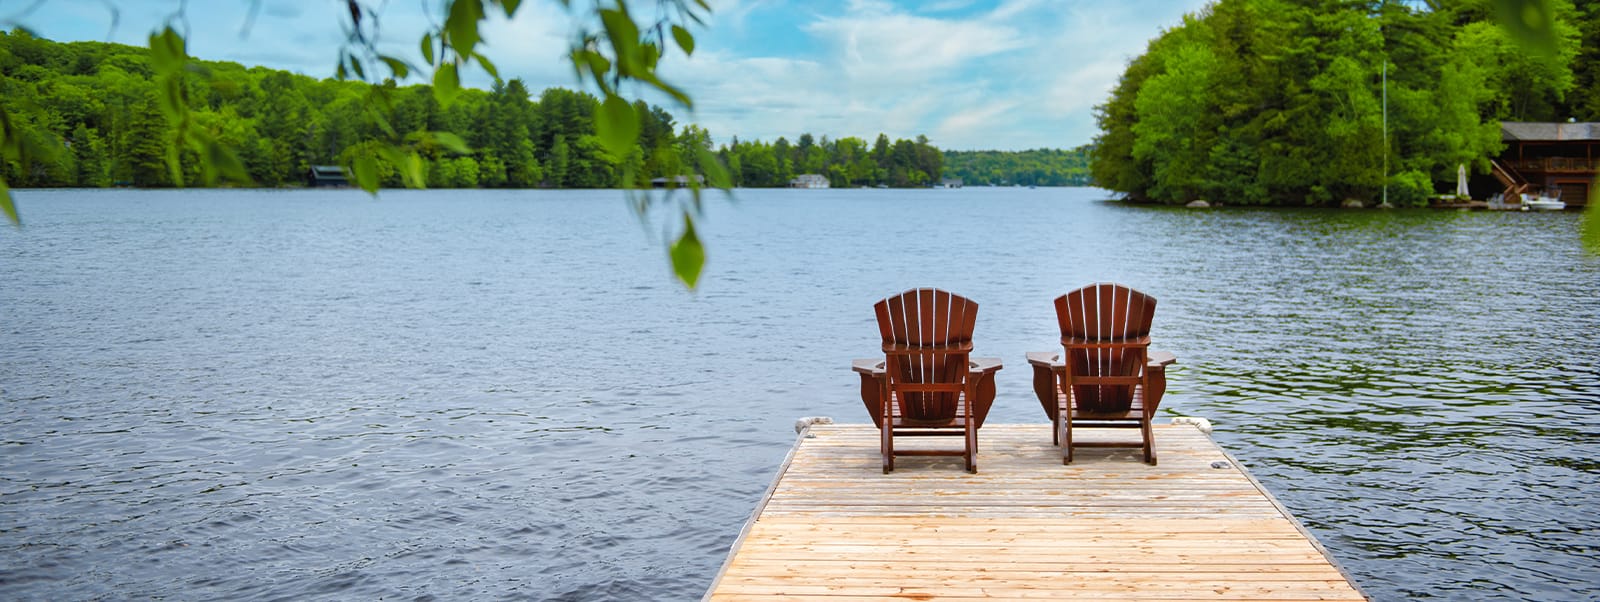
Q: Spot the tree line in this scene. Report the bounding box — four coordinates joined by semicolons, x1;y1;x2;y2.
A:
0;30;1108;192
1092;0;1598;207
0;30;679;189
943;147;1093;187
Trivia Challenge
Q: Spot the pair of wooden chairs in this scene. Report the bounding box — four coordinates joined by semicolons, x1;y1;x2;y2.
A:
851;285;1177;474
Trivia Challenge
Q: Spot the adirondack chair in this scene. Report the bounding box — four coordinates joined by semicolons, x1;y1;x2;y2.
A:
852;288;1002;473
1028;283;1177;465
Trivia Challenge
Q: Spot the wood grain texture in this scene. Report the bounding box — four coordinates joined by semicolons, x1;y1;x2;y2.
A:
705;423;1366;601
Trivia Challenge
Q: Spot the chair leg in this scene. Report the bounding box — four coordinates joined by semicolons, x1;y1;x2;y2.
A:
882;423;894;473
1062;415;1075;465
1142;418;1157;466
1051;409;1060;446
964;387;977;473
965;425;977;473
881;388;894;473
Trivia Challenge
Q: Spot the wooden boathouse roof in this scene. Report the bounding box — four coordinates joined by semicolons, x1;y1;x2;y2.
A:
1502;122;1600;142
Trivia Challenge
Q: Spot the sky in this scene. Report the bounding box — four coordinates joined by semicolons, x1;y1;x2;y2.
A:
9;0;1211;151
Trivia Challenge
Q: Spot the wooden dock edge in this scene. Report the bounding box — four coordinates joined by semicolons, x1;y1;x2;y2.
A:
700;425;813;601
1208;434;1370;600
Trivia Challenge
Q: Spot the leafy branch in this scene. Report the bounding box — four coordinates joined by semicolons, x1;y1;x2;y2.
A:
1;0;731;285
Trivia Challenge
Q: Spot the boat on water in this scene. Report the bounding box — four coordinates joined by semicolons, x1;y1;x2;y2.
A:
1521;191;1566;211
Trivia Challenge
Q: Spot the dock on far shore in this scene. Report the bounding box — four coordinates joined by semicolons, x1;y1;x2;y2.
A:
704;423;1367;601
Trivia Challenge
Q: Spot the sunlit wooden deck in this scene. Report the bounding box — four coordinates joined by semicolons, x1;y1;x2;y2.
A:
705;423;1366;601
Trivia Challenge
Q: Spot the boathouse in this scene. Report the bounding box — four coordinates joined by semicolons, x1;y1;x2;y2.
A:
305;165;349;187
650;175;705;188
789;174;829;189
1491;122;1598;206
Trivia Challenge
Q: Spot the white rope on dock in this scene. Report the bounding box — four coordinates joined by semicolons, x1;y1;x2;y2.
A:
794;416;834;436
1171;416;1213;434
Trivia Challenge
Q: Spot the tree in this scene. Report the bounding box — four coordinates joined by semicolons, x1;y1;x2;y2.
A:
1091;0;1581;208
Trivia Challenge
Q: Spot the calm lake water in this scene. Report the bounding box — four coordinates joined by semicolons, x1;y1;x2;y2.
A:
2;187;1597;600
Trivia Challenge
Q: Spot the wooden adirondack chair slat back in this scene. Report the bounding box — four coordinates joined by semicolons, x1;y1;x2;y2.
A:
1054;283;1156;413
874;288;976;423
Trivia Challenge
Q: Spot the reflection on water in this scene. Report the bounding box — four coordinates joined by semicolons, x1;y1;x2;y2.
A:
2;188;1596;600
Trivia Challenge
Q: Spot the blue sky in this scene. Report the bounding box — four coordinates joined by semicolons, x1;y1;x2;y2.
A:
10;0;1210;150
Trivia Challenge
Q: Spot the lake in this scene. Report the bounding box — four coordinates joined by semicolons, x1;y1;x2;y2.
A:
2;187;1596;600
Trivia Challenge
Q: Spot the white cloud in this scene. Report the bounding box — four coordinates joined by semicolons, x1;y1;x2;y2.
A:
805;6;1022;89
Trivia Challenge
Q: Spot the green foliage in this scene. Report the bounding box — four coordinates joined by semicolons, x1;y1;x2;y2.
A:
942;147;1093;186
1092;0;1585;207
1387;169;1434;207
0;29;726;193
718;133;942;188
669;211;704;288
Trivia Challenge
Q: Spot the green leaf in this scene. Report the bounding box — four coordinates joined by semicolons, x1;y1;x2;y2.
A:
639;72;692;108
599;7;641;75
1493;0;1559;58
446;0;485;59
573;49;611;83
430;131;472;155
404;152;426;188
352;155;380;194
349;56;366;80
696;148;732;190
595;93;640;159
165;139;184;188
1;181;18;227
420;33;435;66
669;212;705;288
500;0;522;18
204;140;251;186
380;55;410;79
641;42;659;70
671;25;694;56
148;26;186;74
157;77;184;121
474;51;500;82
434;63;461;106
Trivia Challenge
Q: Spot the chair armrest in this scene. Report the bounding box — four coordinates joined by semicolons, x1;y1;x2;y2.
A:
969;357;1003;375
852;358;885;375
1027;352;1062;421
1026;351;1064;371
1148;350;1177;367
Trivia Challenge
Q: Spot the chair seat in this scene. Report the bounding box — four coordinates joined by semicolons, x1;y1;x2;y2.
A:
1066;388;1148;421
889;398;980;430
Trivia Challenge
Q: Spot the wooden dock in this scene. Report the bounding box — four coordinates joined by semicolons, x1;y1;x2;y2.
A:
704;423;1366;601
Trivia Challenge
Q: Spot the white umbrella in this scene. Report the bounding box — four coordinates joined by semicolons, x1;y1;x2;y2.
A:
1457;163;1469;198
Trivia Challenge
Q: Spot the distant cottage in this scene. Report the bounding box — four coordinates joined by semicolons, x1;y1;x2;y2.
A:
1492;122;1597;206
305;165;349;187
939;177;964;188
650;175;705;188
789;174;829;189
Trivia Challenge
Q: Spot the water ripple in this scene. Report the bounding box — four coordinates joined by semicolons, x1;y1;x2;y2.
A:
3;188;1597;600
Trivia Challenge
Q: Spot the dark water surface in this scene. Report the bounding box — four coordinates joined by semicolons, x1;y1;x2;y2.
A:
2;188;1596;600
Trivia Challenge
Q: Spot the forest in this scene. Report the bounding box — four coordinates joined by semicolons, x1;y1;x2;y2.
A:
1092;0;1599;206
943;148;1094;187
0;30;967;190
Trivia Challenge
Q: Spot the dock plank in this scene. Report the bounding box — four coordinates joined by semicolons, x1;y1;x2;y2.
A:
705;423;1366;601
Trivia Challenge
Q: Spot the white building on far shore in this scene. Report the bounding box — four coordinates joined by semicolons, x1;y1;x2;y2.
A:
789;174;829;189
